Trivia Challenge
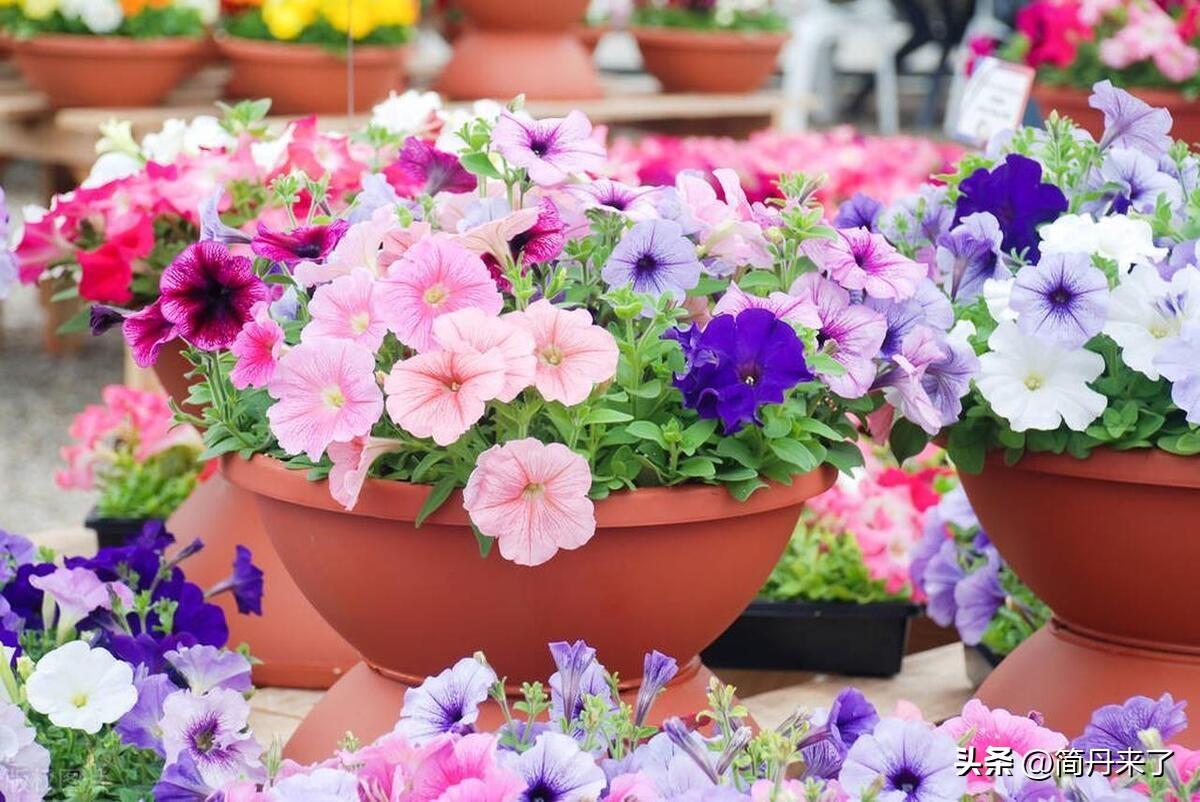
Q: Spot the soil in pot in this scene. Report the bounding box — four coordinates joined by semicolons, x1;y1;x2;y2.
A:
633;27;789;94
1032;82;1200;147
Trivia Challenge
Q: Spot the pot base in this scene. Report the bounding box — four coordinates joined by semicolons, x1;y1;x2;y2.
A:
167;475;359;689
436;29;602;100
976;622;1200;746
283;658;722;762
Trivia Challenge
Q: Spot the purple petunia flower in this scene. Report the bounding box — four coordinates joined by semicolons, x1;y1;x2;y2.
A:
199;190;253;246
919;335;979;431
1091;80;1174;158
635;650;679;727
803;228;926;301
116;672;178;755
512;198;566;267
507;732;608;802
865;280;952;360
158;242;269;353
570;180;660;221
834;193;884;231
665;308;813;434
1166;239;1200;280
122;300;179;368
1156;322;1200;425
922;539;965;628
492;110;606;187
839;719;966;802
152;753;215;802
205;546;263;617
954;155;1068;262
548;640;612;724
603;219;702;303
397;136;477;197
875;326;963;435
935;212;1006;303
790;274;888;399
395;656;497;743
165;644;253;695
1010;253;1110;348
89;304;126;337
632;730;717;799
251;220;349;268
160;688;263;788
801;688;881;779
953;550;1005;646
1088;148;1183;216
1072;693;1188;755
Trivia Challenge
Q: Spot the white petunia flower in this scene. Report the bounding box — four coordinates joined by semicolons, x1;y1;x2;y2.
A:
370;90;442;137
83;152;142;188
141;119;190;164
0;703;50;802
270;768;360;802
25;642;136;734
62;0;123;34
436;100;504;154
983;277;1018;323
183;115;236;154
1039;213;1168;271
1104;264;1200;378
977;322;1108;432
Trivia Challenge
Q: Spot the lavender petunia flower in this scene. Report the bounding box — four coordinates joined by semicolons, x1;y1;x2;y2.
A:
548;640;612;724
922;540;965;627
834;193;884;231
395;656;497;743
0;532;35;571
632;731;716;799
492;110;606;187
349;173;408;225
663;718;720;783
635;651;679;727
909;513;947;599
791;274;887;399
166;644;253;695
0;187;16;301
251;220;349;268
712;283;821;329
801;688;881;780
1155;322;1200;424
803;228;926;301
397;136;477;196
205;546;263;616
880;185;956;252
1088;148;1183;216
935;212;1006;303
116;672;178;755
152;753;216;802
1091;80;1174;158
954;155;1068;262
865;280;952;359
1166;239;1199;280
1072;693;1188;754
603;219;702;303
953;550;1005;646
158;242;269;353
875;326;953;435
507;732;607;802
160;688;264;788
839;719;967;802
1010;253;1110;348
570;180;660;221
919;336;979;431
199;190;252;245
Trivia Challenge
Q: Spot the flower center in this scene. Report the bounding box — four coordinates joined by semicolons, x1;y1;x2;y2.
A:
634;254;659;275
541;345;564;366
523;482;545;499
1024;374;1043;391
525;781;559;802
192;720;219;755
528;136;551;158
1049;286;1073;307
72;692;88;708
350;311;372;335
446;380;462;393
322;385;346;409
294;241;323;259
889;768;922;796
424;284;449;306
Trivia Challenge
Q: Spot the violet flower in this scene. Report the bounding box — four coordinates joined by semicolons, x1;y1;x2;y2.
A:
492;110;606;187
1088;148;1183;216
790;274;887;399
507;732;607;802
834;193;883;231
803;228;925;301
954;155;1068;262
921;540;965;628
199;190;253;245
116;672;178;755
204;546;263;616
548;640;611;724
874;325;953;435
635;651;679;726
935;212;1006;303
158;242;269;353
89;304;126;336
251;220;350;268
1156;322;1200;424
152;753;215;802
603;219;702;303
160;688;263;788
349;173;407;225
663;718;720;783
839;718;967;802
1091;80;1174;158
801;688;880;780
397;136;477;196
1009;253;1110;349
165;644;253;695
919;336;980;431
395;656;497;743
953;550;1005;646
1072;693;1188;755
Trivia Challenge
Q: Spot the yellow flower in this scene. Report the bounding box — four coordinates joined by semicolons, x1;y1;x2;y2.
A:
321;0;375;38
20;0;58;19
262;0;318;40
372;0;417;27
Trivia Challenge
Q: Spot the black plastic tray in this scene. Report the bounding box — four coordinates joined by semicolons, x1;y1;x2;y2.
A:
84;509;155;550
701;600;921;677
963;642;1005;689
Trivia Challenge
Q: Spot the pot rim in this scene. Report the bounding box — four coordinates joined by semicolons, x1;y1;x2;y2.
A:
981;447;1200;490
11;32;207;55
214;32;406;63
630;25;790;50
743;599;922;618
1032;81;1188;105
222;453;835;528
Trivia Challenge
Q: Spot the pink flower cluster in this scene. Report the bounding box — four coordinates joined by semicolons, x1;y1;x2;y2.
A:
606;128;964;208
1097;0;1200;81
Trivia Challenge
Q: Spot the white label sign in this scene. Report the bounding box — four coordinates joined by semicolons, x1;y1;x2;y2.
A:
953;57;1035;147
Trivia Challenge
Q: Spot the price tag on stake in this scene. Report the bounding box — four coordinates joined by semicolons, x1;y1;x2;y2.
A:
952;57;1035;148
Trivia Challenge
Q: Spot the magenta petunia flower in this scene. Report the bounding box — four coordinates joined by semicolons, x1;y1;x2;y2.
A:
159;241;270;352
266;339;384;462
327;435;405;510
229;302;284;390
511;198;566;267
463;438;596;566
395;136;478;197
304;268;389;352
713;282;821;329
122;300;178;368
506;299;619;407
803;228;926;301
383;350;507;446
251;220;349;268
492;110;607;187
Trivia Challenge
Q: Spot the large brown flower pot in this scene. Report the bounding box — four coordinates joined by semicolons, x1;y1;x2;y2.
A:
1032;83;1200;148
633;28;789;94
435;0;601;100
217;36;407;115
958;449;1200;743
223;454;836;761
153;350;358;689
11;34;207;108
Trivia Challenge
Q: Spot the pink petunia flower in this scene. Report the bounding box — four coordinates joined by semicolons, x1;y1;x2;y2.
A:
938;700;1068;792
407;734;525;802
491;110;607;187
462;438;596;566
304;268;389;352
377;236;504;352
266;339;384;461
455;208;540;270
432;308;536;403
230;302;285;390
384;350;507;446
506;300;618;407
327;435;406;510
603;773;660;802
123;300;178;369
712;282;821;328
295;211;395;287
802;228;925;301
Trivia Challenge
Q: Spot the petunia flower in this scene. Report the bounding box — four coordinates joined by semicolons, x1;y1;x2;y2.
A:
922;539;965;628
327;436;406;511
492;110;607;187
634;651;679;727
803;228;926;301
549;641;613;724
159;241;270;352
506;300;619;407
674;169;772;273
295;212;395;287
393;136;477;196
394;656;498;743
509;198;566;267
1157;321;1200;424
1038;213;1167;273
377;236;504;352
462;439;596;567
30;566;130;641
505;733;607;802
384;349;506;447
25;641;137;734
954;154;1068;262
406;733;526;802
977;322;1107;432
115;672;177;755
1009;253;1110;349
165;644;253;695
455;207;541;275
953;550;1005;646
938;700;1067;793
266;339;385;462
1104;264;1200;379
272;768;358;801
875;326;956;435
250;220;349;268
160;688;264;788
123;300;179;369
834;193;884;231
839;718;966;802
934;212;1005;304
432;308;537;403
790;274;888;399
569;180;660;221
1072;693;1188;755
602;219;702;304
1088;148;1183;216
1091;80;1174;157
206;546;264;616
712;283;821;328
303;268;390;352
229;302;285;390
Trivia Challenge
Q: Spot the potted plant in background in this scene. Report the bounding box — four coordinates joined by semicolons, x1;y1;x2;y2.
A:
858;82;1200;737
218;0;418;114
989;0;1200;141
5;0;215;107
56;386;206;548
631;0;790;94
703;445;949;677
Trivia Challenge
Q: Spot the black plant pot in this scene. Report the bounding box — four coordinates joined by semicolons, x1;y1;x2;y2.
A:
84;509;156;550
701;600;921;678
963;642;1005;689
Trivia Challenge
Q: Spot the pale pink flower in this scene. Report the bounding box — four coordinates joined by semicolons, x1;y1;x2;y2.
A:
304;268;389;352
408;734;524;802
380;221;434;272
455;208;540;267
462;438;595;566
377;237;504;352
384;350;506;446
294;210;394;287
938;700;1068;792
604;773;660;802
713;282;821;328
55;444;97;491
230;302;285;390
491;110;607;187
675;170;772;271
344;731;422;802
506;300;618;407
432;308;536;403
892;700;927;722
327;435;406;510
266;339;384;461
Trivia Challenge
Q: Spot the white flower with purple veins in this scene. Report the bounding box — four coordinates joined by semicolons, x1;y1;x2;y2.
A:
1104;264;1200;378
1156;322;1200;425
506;732;607;802
492;110;607;188
160;688;264;788
602;219;702;304
1089;148;1183;216
270;767;360;802
1038;213;1167;272
25;641;137;734
839;718;966;802
569;180;661;221
1009;253;1110;349
30;566;133;642
394;656;497;743
0;703;50;802
977;322;1108;432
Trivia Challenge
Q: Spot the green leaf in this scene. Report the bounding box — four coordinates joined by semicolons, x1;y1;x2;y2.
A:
769;439;819;472
472;524;495;558
460;151;503;180
415;476;458;528
50;284;80;302
680;419;718;453
198;434;243;461
737;271;781;293
794;418;844;440
627;421;666;447
677;457;717;479
889;419;930;464
715;466;759;482
727;477;767;501
55;307;93;335
716;437;758;468
583;408;634;425
627;379;664;399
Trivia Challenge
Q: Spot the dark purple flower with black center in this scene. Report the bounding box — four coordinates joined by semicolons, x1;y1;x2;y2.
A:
935;212;1006;303
116;672;178;755
1072;693;1188;755
89;304;126;336
635;650;679;726
954;154;1068;262
122;300;178;368
1091;80;1173;158
834;192;884;231
512;198;566;267
666;308;813;434
396;136;477;197
251;220;349;268
159;241;269;353
954;549;1005;645
395;656;497;743
603;218;702;303
205;546;263;616
1010;253;1110;348
1088;148;1183;216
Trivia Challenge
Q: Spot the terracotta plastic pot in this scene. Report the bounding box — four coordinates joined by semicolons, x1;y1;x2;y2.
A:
959;448;1200;742
224;453;835;759
11;34;207;108
633;27;788;94
217;36;407;115
1032;83;1200;147
454;0;587;31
